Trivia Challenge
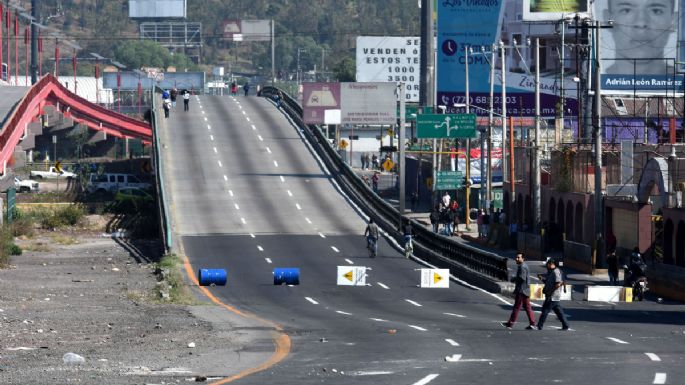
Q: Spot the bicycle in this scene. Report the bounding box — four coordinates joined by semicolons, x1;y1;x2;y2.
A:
367;236;378;258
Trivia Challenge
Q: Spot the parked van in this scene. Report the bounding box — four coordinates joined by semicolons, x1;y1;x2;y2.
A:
88;173;152;193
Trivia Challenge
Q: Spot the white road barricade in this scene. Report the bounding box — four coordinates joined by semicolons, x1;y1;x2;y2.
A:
420;269;450;288
337;266;367;286
583;286;633;302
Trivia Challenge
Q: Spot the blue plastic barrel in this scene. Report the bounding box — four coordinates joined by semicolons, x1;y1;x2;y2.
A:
273;268;300;285
198;268;227;286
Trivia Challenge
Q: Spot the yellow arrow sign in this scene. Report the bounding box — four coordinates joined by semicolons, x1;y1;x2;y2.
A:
434;272;443;285
382;158;394;172
343;271;354;282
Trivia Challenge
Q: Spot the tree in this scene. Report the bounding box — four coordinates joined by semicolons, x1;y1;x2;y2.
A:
114;40;196;71
332;57;355;82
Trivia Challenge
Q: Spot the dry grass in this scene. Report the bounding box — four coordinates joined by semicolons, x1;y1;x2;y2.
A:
22;242;51;252
50;235;79;245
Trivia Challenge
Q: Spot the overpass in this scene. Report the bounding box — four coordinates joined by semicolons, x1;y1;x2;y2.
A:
0;74;152;176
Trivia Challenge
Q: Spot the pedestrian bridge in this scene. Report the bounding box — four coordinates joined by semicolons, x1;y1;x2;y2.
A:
0;74;152;175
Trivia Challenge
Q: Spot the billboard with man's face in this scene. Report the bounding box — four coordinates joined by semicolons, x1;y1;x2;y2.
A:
596;0;681;93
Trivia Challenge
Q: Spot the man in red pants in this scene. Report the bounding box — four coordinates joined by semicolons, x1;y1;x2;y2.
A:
501;252;537;330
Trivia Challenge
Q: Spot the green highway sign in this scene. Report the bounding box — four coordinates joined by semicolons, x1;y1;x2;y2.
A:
435;170;463;190
492;189;503;209
416;113;477;138
397;105;434;121
408;144;432;151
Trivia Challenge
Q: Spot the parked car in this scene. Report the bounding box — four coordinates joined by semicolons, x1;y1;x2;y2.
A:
30;166;76;180
114;187;154;205
87;173;152;193
14;176;39;192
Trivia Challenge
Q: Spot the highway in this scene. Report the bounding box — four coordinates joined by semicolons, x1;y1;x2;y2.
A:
160;93;685;385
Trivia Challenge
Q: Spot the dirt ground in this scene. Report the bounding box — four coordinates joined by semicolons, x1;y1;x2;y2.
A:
0;216;274;384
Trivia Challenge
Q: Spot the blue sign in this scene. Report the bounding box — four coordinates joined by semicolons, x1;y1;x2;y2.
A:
601;75;683;92
437;2;503;96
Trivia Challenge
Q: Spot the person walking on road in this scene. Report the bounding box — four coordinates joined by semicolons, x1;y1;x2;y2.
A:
170;88;178;108
607;250;619;285
442;191;451;209
243;82;250;96
162;99;171;118
183;90;190;111
537;259;570;331
501;253;537;330
372;172;379;193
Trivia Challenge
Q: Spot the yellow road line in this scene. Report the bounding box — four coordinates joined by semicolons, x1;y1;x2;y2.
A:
182;252;291;384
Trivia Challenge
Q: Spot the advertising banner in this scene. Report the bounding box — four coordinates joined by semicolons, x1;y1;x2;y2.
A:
223;19;271;41
522;0;589;21
302;83;341;124
437;2;577;117
340;82;397;125
596;0;681;93
356;37;421;102
129;0;186;19
302;82;396;125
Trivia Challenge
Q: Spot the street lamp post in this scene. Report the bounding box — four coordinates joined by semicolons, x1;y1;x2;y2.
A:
111;60;126;113
297;48;306;93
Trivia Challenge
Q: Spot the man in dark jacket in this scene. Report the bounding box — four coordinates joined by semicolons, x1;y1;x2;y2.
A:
501;252;537;329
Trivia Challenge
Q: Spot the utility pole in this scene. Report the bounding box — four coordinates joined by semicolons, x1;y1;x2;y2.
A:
399;83;406;228
593;20;604;266
465;47;471;231
533;38;541;232
271;19;275;86
30;0;39;84
419;0;435;195
487;45;496;211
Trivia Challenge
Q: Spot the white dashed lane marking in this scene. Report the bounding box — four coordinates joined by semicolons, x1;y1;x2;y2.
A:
257;135;264;141
653;373;667;384
345;258;354;265
412;374;439;385
217;160;222;168
305;217;312;224
223;175;228;181
213;147;218;154
210;135;214;141
408;325;427;331
228;190;234;197
257;246;263;251
445;339;460;346
377;282;389;289
273;160;279;167
240;218;246;224
207;125;211;130
444;313;466;318
204;117;208;121
234;203;239;210
295;203;301;210
280;176;285;182
265;258;272;264
645;353;661;362
266;147;272;154
318;232;326;238
606;337;629;345
331;246;340;253
287;190;293;197
405;299;422;307
336;310;352;315
251;124;256;130
305;297;319;305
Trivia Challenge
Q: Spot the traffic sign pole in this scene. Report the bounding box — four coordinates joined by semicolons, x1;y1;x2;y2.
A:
399;83;406;227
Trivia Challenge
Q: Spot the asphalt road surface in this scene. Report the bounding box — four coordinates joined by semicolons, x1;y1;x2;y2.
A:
160;94;685;385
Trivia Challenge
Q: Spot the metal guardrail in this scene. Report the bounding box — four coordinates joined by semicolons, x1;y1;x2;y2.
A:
150;88;173;252
261;86;508;281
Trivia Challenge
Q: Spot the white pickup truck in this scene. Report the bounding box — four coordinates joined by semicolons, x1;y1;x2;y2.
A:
30;167;76;180
14;176;39;192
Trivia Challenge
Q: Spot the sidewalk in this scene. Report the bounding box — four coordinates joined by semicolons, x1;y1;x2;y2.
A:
351;167;613;289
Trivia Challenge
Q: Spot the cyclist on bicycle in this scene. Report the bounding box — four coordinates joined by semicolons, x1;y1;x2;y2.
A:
365;219;380;257
403;218;414;257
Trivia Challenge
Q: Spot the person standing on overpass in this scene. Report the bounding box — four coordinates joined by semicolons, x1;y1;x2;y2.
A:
183;90;190;111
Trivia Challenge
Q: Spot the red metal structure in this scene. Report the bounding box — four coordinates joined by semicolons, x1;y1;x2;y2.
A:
0;74;152;175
